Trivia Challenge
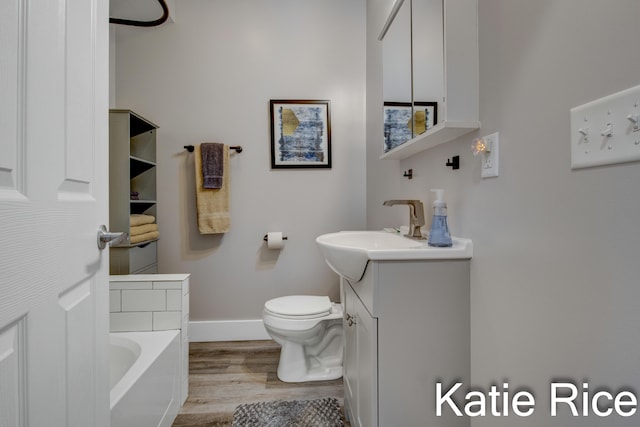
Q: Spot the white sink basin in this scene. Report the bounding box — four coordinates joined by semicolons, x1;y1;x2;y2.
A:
316;230;473;282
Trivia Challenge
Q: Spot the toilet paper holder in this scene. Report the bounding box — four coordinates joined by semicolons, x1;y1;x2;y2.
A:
263;234;288;241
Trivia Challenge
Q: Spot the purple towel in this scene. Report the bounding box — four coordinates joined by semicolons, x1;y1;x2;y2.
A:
200;143;224;189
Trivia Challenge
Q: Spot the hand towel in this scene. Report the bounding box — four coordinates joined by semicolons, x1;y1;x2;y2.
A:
129;230;160;244
130;223;159;236
195;143;230;234
130;214;156;227
201;142;224;189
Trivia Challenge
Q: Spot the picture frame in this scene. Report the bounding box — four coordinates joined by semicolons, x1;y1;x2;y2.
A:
413;101;438;135
270;100;331;169
383;102;413;152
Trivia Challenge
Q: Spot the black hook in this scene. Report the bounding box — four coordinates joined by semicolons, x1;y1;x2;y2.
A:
446;155;460;170
403;169;413;179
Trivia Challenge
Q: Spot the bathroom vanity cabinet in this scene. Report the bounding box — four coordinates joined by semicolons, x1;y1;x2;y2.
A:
109;109;159;274
341;259;470;427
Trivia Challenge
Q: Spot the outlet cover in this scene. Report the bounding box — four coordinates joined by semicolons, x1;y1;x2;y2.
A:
481;132;499;178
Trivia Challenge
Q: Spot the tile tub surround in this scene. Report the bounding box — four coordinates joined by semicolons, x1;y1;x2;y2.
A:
110;274;190;405
110;274;189;332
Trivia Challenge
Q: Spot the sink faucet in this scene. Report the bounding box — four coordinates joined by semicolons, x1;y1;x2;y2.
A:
383;200;426;239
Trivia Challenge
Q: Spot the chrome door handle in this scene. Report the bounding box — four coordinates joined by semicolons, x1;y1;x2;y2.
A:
97;225;128;249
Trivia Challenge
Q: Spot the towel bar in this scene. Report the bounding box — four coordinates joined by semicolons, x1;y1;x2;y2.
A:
184;144;242;153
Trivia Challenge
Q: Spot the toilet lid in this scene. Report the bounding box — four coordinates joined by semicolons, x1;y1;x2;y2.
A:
265;295;331;317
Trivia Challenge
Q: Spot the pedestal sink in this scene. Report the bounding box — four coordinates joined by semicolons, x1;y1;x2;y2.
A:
316;230;473;282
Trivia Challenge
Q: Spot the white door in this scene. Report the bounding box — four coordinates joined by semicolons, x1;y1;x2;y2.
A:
0;0;110;426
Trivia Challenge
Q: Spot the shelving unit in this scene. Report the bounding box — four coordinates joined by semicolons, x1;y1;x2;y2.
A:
109;109;159;274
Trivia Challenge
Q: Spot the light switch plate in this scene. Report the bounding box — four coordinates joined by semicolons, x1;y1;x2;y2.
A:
481;132;499;178
570;85;640;169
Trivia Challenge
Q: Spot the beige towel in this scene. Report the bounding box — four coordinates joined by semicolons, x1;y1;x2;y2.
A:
130;214;156;227
195;143;230;234
130;223;158;236
130;230;160;244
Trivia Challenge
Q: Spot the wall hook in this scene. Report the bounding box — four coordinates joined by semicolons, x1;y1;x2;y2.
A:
446;155;460;170
403;169;413;179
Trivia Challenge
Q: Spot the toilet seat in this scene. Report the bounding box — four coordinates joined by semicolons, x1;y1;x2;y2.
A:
264;295;332;319
263;296;343;332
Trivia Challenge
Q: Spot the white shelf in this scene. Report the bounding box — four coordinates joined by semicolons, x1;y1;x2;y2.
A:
380;120;480;160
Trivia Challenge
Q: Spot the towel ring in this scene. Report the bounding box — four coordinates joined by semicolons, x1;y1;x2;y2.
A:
184;145;243;153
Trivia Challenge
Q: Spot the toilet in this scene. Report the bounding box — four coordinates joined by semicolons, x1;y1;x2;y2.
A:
262;295;343;383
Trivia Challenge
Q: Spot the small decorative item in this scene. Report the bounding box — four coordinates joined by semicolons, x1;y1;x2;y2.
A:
383;102;413;152
413;102;437;135
270;100;331;169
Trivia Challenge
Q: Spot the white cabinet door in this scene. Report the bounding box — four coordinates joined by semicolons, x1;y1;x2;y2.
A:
343;279;358;421
354;287;378;427
0;0;110;426
344;280;378;427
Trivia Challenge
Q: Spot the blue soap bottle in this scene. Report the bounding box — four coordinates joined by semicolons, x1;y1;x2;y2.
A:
428;189;452;247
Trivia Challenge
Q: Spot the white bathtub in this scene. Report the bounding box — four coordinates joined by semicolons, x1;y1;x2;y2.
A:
110;330;181;427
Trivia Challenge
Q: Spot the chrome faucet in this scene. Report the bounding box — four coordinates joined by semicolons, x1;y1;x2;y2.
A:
383;200;426;239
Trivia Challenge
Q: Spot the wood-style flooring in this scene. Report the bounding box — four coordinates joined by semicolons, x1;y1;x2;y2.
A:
172;340;348;427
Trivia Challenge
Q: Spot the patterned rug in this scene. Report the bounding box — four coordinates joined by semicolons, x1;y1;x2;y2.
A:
231;397;343;427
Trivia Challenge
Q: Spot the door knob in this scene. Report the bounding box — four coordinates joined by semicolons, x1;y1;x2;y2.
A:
97;225;128;249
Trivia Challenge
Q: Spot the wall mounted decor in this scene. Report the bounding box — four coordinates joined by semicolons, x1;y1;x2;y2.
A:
270;100;331;169
413;101;437;135
383;102;412;152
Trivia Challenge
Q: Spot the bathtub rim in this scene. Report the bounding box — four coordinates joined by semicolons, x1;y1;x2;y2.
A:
109;330;180;410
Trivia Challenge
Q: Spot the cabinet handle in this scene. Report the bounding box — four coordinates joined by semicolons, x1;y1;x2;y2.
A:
346;313;357;327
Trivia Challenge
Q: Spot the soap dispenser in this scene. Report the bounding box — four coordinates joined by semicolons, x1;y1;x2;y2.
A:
428;189;453;247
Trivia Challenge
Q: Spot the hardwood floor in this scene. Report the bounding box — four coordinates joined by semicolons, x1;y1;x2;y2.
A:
172;340;348;426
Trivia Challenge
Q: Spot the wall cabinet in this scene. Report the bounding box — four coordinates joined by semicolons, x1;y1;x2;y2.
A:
109;109;159;274
380;0;479;160
342;259;470;427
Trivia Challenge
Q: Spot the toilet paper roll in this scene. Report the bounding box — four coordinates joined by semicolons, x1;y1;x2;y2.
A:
266;232;284;249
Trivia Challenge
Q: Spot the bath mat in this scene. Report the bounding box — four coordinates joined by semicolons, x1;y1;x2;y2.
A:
232;397;343;427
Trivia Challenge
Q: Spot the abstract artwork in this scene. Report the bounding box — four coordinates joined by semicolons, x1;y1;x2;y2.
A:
413;101;438;135
383;102;412;152
270;100;331;169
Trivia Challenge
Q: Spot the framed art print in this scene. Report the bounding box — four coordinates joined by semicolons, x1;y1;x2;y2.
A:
413;101;438;135
383;102;412;152
270;100;331;169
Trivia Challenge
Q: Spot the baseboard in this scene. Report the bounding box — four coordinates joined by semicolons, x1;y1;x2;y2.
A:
189;319;271;342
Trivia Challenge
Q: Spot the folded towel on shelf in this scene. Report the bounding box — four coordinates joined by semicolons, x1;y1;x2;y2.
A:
130;214;156;227
200;142;224;189
130;223;159;236
195;143;230;234
129;230;160;244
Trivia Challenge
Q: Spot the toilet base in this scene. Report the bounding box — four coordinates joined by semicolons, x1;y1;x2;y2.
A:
276;339;343;383
272;320;343;383
277;365;343;383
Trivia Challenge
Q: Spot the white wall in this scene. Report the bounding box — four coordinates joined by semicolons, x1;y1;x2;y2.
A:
114;0;366;332
368;0;640;425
